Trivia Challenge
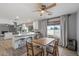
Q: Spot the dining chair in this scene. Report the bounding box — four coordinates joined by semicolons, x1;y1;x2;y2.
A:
26;37;44;56
46;39;59;56
34;32;43;39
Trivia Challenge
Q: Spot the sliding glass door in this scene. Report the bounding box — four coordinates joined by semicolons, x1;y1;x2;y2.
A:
47;24;61;39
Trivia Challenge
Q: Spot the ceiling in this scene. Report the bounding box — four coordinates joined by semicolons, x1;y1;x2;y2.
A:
0;3;79;24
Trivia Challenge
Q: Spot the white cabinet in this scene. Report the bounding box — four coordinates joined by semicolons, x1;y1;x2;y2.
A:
12;35;29;49
33;21;39;30
4;32;13;39
12;33;35;49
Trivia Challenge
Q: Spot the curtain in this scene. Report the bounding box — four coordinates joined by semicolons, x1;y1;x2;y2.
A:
39;20;47;37
60;15;69;47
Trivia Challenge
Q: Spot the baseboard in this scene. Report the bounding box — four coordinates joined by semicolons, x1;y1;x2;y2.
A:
77;52;79;56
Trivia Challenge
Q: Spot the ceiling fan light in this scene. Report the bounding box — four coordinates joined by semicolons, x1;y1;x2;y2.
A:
41;10;45;14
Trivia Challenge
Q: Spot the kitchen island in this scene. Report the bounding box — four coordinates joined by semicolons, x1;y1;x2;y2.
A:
12;32;35;49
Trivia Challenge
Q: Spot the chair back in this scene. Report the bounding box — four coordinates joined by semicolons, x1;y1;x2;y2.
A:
53;39;59;56
26;37;34;56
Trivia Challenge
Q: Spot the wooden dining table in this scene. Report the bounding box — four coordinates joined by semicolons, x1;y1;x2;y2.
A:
32;38;55;55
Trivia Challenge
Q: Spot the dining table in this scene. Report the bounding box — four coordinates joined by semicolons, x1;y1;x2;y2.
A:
32;38;55;56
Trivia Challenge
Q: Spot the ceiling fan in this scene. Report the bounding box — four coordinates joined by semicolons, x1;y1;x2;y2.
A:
34;3;56;16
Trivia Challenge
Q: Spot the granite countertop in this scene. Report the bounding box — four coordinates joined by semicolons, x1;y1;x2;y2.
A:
13;32;35;41
13;32;35;37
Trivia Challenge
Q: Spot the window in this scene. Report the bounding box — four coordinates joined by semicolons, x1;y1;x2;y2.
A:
47;25;61;38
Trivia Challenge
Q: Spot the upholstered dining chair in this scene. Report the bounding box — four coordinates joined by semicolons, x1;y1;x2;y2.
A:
26;37;44;56
46;39;59;56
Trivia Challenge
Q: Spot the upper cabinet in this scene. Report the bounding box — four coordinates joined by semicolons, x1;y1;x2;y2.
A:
33;21;39;30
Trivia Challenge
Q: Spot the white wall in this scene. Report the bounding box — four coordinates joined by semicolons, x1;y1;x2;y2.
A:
68;13;77;39
77;10;79;55
0;18;13;24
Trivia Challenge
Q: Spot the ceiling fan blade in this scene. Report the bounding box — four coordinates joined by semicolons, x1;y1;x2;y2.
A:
48;13;52;15
33;10;41;12
46;10;53;13
45;11;52;15
37;3;43;9
46;3;56;9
